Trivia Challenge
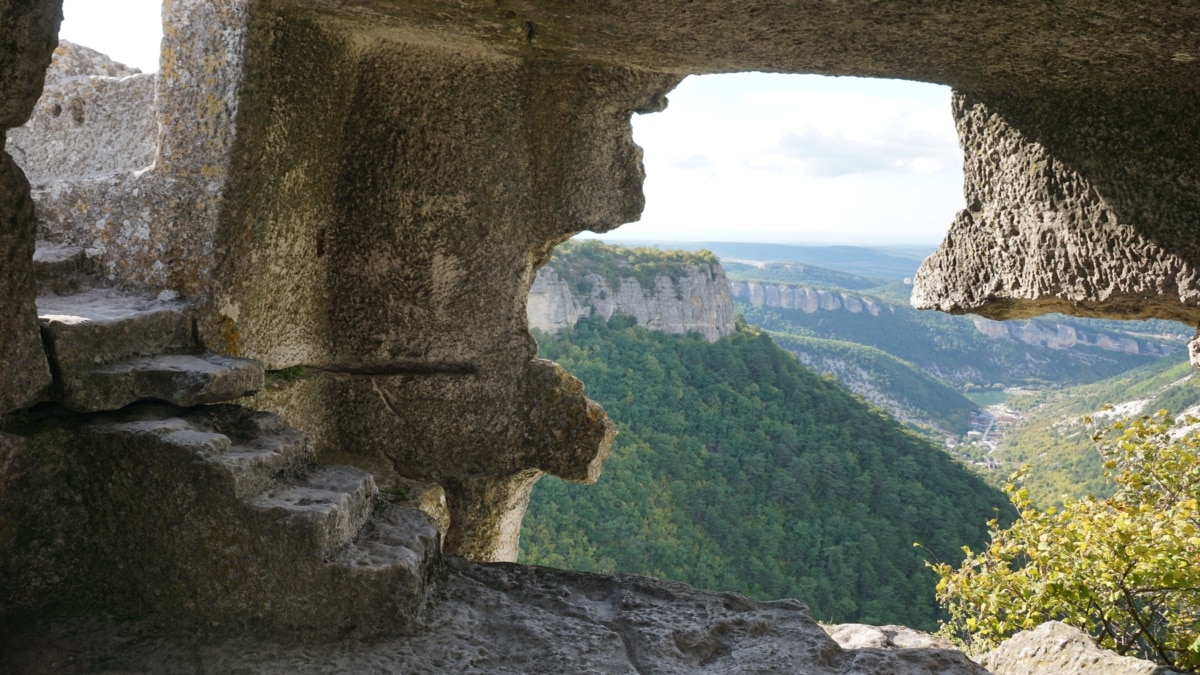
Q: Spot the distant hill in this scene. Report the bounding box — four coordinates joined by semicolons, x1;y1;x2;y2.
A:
522;315;1013;631
738;301;1176;391
769;332;977;438
723;260;887;290
602;240;932;280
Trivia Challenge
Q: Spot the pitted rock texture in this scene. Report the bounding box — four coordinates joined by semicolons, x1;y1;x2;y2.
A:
0;557;991;675
7;48;156;187
977;621;1185;675
913;90;1200;325
529;264;736;342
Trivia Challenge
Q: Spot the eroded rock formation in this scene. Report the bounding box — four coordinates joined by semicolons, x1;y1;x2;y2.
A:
2;0;1200;666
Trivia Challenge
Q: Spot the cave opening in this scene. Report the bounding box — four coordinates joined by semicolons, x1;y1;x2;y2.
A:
519;72;977;629
519;72;1196;629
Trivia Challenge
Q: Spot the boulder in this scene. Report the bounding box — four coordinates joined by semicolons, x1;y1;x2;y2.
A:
978;621;1185;675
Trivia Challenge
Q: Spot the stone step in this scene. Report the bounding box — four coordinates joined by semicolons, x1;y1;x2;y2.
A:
8;403;438;636
167;405;313;498
38;287;195;368
216;432;312;499
335;500;440;573
247;465;378;558
322;500;441;631
58;352;264;413
32;241;97;295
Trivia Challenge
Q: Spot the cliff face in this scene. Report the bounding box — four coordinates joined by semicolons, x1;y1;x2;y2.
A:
528;250;737;342
730;280;884;316
733;280;1170;358
974;318;1143;354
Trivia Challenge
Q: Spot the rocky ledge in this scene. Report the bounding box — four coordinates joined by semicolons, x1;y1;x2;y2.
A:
2;557;1177;674
2;557;985;674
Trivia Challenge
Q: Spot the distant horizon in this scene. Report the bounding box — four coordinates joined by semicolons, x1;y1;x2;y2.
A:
575;235;941;253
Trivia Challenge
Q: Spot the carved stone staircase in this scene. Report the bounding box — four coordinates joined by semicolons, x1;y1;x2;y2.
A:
2;243;442;637
34;242;263;412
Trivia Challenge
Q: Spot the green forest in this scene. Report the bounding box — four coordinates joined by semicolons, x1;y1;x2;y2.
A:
520;315;1013;631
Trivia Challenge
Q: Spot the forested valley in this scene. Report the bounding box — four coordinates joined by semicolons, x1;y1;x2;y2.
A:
520;314;1013;631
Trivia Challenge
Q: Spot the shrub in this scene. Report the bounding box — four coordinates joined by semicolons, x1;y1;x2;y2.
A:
929;410;1200;670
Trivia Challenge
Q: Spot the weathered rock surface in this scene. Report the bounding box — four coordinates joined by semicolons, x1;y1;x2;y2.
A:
528;264;737;342
977;621;1185;675
913;91;1200;326
825;623;957;651
0;557;990;674
37;287;264;412
6;41;155;188
0;403;440;638
0;147;51;413
0;0;59;414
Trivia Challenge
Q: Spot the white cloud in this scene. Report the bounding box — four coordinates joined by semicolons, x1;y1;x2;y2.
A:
767;125;959;177
619;73;965;245
669;154;714;170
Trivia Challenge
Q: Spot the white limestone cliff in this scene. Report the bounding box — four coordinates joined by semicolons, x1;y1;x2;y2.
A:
528;263;737;342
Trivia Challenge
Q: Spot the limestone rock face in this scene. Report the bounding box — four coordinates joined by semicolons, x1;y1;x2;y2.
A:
972;317;1153;354
730;280;880;317
528;264;737;342
977;621;1185;675
913;91;1200;325
6;42;156;189
41;40;141;79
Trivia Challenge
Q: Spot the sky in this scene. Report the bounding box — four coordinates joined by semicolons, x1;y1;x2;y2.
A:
58;0;964;247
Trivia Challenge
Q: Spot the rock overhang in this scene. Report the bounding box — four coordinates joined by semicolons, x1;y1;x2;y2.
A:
283;1;1200;93
2;0;1200;596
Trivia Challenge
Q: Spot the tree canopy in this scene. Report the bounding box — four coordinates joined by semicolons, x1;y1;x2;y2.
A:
521;315;1012;630
931;410;1200;670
